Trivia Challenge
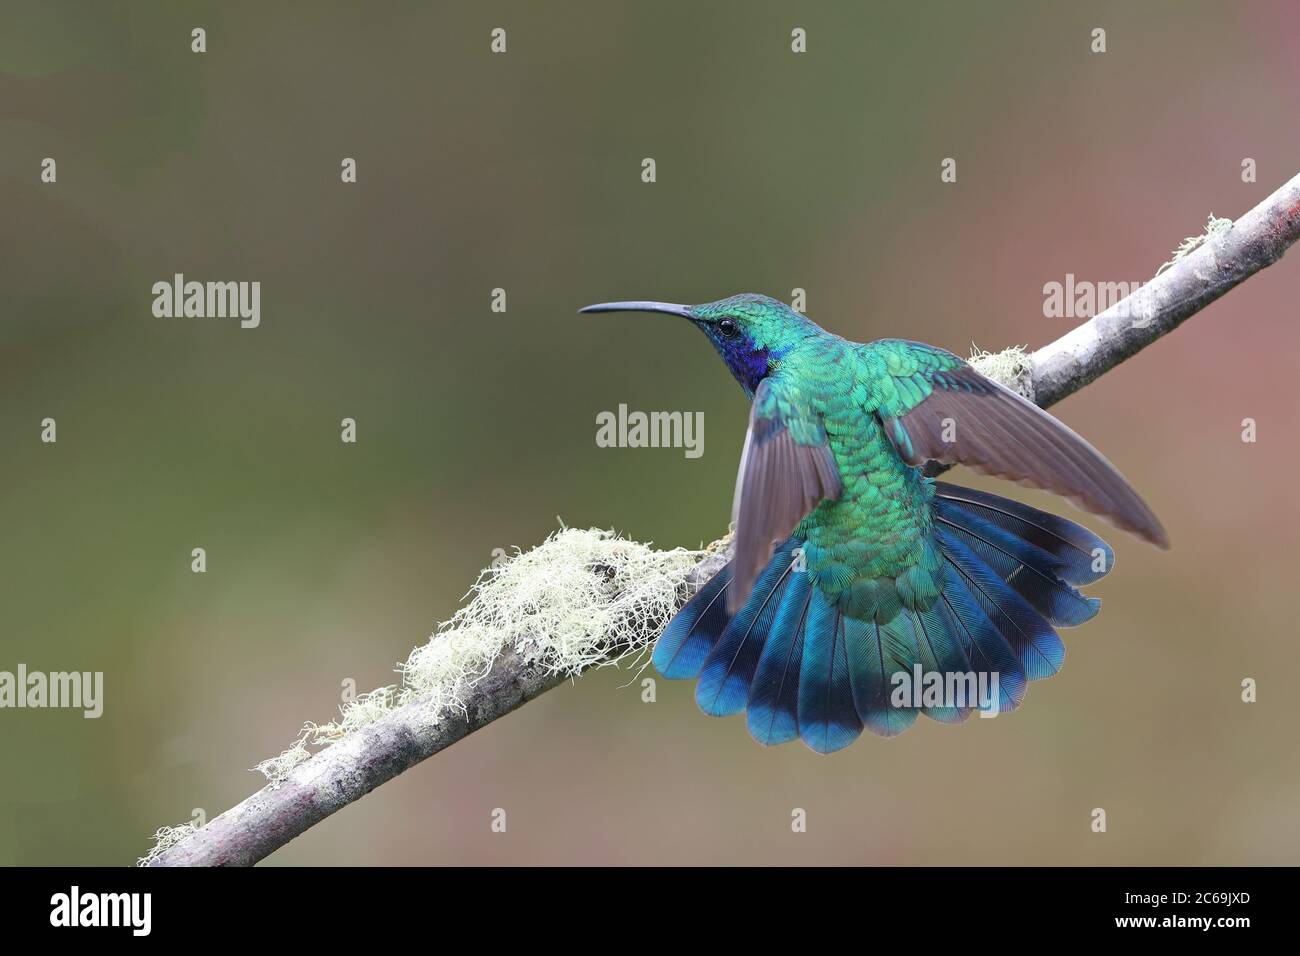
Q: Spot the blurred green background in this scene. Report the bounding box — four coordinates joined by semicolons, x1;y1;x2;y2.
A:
2;0;1297;865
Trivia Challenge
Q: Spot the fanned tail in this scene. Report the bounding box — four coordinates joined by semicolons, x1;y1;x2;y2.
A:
652;487;1114;754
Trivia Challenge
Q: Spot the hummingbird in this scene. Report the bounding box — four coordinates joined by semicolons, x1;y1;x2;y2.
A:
581;293;1168;753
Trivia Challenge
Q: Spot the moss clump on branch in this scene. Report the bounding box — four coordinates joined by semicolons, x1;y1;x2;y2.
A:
969;343;1033;398
268;527;722;783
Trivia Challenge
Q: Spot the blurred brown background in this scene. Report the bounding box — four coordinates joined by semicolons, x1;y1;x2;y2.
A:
1;0;1297;865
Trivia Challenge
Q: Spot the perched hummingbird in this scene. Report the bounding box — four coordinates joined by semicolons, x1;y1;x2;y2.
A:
581;293;1168;753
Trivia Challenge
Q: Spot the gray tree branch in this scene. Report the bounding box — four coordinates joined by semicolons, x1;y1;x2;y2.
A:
1030;174;1300;408
146;171;1300;867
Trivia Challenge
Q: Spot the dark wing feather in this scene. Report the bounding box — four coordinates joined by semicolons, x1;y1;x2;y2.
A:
730;377;842;612
876;348;1168;548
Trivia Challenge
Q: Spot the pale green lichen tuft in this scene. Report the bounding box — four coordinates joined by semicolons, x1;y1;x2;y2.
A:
969;343;1034;398
1155;213;1234;276
137;822;201;867
251;725;314;785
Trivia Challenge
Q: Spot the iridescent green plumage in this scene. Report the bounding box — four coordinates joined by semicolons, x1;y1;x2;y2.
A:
582;293;1167;753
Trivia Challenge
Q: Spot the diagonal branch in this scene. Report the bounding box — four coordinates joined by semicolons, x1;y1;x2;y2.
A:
1030;177;1300;408
144;171;1300;867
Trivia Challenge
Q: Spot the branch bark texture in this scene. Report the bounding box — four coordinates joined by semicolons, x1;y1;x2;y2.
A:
148;172;1300;867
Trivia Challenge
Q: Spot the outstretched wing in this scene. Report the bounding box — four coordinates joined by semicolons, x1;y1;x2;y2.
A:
870;339;1169;548
730;376;842;612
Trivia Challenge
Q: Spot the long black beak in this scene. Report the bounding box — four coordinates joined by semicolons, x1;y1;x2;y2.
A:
578;300;695;319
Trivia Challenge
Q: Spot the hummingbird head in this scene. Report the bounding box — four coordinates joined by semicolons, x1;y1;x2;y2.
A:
579;293;815;397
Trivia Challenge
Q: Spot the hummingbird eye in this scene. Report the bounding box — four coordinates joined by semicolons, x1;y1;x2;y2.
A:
718;318;739;338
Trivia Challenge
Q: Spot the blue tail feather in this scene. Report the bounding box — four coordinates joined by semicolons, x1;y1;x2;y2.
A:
935;565;1027;712
934;482;1114;585
696;540;798;716
906;605;971;723
746;571;814;746
938;527;1065;681
652;561;733;679
845;615;921;738
796;591;864;753
934;495;1099;627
